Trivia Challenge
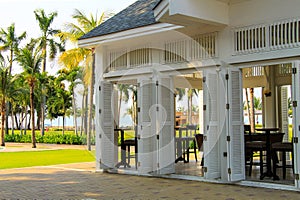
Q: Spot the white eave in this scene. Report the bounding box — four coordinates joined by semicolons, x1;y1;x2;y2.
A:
153;0;169;21
78;23;183;49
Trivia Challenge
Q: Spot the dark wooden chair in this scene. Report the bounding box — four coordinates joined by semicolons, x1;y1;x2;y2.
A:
183;125;198;162
245;132;284;177
123;127;138;169
195;134;204;166
272;142;293;180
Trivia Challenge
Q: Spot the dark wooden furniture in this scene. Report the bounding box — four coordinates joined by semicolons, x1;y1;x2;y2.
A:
175;127;197;163
195;134;204;166
245;132;284;179
115;128;131;168
186;125;198;162
272;142;293;180
254;128;280;179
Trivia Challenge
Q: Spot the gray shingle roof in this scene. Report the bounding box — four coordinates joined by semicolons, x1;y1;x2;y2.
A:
80;0;161;40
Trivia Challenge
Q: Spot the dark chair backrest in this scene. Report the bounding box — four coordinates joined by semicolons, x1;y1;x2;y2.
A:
244;132;284;144
269;132;285;144
195;134;203;151
244;125;251;134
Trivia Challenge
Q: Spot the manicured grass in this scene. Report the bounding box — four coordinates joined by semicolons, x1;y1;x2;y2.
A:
0;149;95;169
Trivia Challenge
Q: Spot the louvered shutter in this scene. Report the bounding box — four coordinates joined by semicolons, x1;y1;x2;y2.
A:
203;69;221;179
281;87;289;142
99;81;115;169
157;77;175;174
226;68;245;182
95;82;101;169
292;61;300;188
137;78;157;174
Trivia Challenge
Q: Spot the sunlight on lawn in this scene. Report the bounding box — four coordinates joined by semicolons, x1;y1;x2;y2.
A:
0;149;95;170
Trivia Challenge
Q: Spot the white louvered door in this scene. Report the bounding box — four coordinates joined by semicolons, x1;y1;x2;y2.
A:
157;76;175;174
203;69;221;179
281;87;289;142
292;61;300;188
226;68;245;182
137;78;157;174
99;81;115;169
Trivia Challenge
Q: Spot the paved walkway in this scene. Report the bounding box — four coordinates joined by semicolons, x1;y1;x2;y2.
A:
1;143;300;199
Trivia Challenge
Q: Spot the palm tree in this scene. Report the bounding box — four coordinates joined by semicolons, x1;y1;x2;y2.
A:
117;84;130;126
249;88;255;132
58;9;106;150
59;49;88;136
187;89;198;125
34;8;65;136
16;46;42;148
254;96;262;124
0;23;26;74
0;23;27;136
47;82;72;135
0;62;20;146
14;75;30;135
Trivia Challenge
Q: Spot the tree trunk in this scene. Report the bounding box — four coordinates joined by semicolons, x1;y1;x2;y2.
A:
80;93;84;136
62;115;65;135
72;92;78;136
189;91;193;125
15;113;19;130
1;99;6;146
186;89;191;125
249;88;256;133
25;107;28;135
40;46;47;137
5;103;10;135
30;85;36;148
40;95;45;136
87;52;95;151
84;90;88;136
11;108;14;135
245;88;250;124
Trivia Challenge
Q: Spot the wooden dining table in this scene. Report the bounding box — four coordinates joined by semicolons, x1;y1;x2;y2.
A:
255;127;279;179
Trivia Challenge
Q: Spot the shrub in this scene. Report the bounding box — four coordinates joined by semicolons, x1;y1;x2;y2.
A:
4;133;91;145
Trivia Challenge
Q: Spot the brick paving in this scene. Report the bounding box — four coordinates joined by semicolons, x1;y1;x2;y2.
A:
0;143;300;199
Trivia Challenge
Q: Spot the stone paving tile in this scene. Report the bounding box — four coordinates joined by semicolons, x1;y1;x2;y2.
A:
0;163;300;200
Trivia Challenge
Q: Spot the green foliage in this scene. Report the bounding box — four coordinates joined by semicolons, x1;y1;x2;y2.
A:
4;133;95;145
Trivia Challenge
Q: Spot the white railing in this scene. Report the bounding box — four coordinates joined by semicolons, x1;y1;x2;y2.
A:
270;19;300;50
163;32;218;64
191;33;218;60
106;33;218;72
243;66;264;78
234;25;267;54
107;47;151;72
107;49;127;72
234;17;300;55
129;48;152;67
164;39;188;64
276;63;293;77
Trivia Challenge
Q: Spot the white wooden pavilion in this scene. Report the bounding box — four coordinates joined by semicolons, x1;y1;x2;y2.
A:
79;0;300;190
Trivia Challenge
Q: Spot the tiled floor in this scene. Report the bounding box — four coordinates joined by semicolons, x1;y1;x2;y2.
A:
1;163;300;200
119;149;295;185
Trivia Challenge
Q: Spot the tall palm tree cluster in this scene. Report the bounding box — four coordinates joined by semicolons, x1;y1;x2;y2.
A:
0;9;105;149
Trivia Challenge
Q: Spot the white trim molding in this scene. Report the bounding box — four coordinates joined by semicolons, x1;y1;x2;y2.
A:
78;23;183;48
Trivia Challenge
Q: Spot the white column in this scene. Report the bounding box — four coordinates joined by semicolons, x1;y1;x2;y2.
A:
94;46;105;171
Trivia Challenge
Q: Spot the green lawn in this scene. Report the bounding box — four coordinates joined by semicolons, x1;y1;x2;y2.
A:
0;149;95;169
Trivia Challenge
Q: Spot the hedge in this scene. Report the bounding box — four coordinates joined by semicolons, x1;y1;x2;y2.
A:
4;133;95;145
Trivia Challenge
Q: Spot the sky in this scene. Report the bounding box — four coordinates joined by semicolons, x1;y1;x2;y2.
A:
0;0;136;36
0;0;136;74
0;0;137;127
